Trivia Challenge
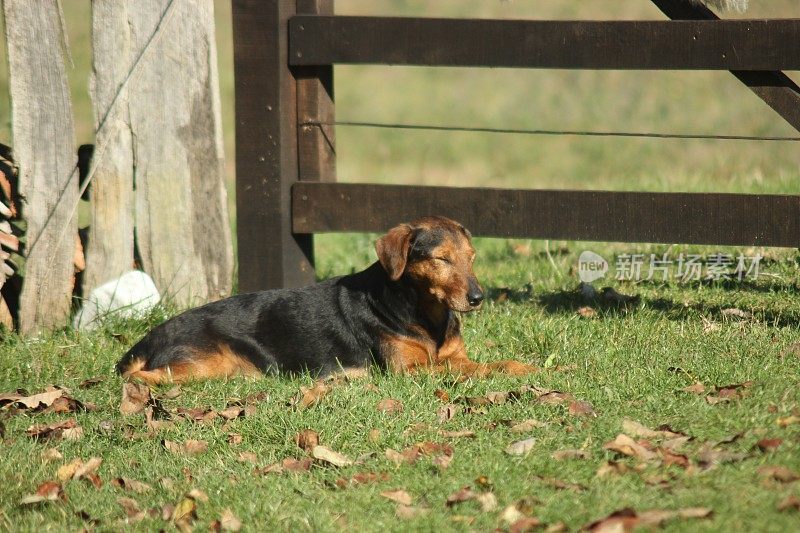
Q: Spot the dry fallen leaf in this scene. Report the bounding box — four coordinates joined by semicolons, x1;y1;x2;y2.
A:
255;457;313;475
437;404;460;423
603;433;658;461
776;415;800;428
26;419;78;441
568;400;596;417
777;495;800;512
551;449;591;461
438;429;476;439
445;487;477;507
293;381;331;409
78;377;104;389
295;429;320;452
381;489;412;506
682;382;706;395
1;388;63;410
111;478;152;493
163;439;208;455
120;383;151;415
312;445;353;467
506;437;536;456
377;398;404;414
433;389;450;402
19;481;65;505
396;504;429;519
219;508;243;531
335;471;389;489
621;419;684;440
584;507;712;531
509;517;544;532
577;306;597;318
758;465;800;483
237;452;258;464
596;461;629;478
510;419;547;433
756;438;783;452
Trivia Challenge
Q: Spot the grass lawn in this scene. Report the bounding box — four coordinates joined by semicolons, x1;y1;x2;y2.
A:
1;236;799;531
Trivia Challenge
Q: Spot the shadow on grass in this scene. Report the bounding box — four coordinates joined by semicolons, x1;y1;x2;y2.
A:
531;282;800;328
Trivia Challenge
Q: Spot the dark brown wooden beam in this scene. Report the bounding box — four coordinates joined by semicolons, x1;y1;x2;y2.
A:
651;0;800;133
289;16;800;70
295;0;336;182
293;183;800;248
233;0;314;292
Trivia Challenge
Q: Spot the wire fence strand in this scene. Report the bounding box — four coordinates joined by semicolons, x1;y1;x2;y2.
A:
302;120;800;142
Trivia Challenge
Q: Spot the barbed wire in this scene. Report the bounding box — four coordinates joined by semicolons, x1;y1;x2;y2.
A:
302;120;800;142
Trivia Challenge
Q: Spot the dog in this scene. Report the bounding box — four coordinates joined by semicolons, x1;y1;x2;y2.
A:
116;216;537;383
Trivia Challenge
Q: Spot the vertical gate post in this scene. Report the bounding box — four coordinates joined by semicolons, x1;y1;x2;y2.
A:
233;0;314;292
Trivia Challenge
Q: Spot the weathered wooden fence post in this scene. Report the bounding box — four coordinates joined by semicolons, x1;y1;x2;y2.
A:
233;0;322;292
87;0;233;306
3;0;78;334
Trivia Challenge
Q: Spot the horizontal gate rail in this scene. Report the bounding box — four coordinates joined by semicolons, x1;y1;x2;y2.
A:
293;183;800;248
289;16;800;70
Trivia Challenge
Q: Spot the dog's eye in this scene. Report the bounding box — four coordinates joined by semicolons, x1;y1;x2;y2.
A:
435;257;451;265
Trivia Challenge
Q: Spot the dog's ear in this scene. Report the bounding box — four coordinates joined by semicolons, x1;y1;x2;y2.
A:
375;224;413;281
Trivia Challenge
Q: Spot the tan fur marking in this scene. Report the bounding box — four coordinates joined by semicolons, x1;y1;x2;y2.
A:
122;346;261;384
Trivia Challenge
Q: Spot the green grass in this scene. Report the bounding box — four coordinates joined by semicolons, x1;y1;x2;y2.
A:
1;237;799;531
1;1;800;530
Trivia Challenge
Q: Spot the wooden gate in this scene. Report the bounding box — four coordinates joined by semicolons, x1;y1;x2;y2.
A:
232;0;800;292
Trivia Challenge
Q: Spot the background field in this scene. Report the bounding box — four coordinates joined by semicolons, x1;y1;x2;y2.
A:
1;1;799;531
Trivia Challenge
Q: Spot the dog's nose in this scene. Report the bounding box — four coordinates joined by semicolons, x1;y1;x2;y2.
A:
468;289;484;307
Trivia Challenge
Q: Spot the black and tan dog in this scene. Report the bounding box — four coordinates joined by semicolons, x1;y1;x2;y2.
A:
117;216;537;383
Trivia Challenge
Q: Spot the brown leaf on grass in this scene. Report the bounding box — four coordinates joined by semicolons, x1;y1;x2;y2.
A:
295;429;320;452
445;486;477;507
695;442;748;470
57;459;83;481
510;419;547;433
255;457;313;475
26;419;78;440
78;377;104;389
659;449;690;468
758;465;800;483
44;395;93;415
534;475;586;492
41;448;63;462
293;381;331;409
682;382;706;394
312;445;353;467
335;471;390;489
219;406;244;420
577;306;597;318
437;404;460;423
176;407;218;423
377;398;404;414
568;400;596;417
120;383;151;415
756;438;783;452
778;495;800;512
584;507;712;531
227;433;243;445
706;381;754;404
509;517;544;532
217;508;243;531
438;429;476;439
19;481;65;505
237;452;258;464
117;496;143;520
506;437;536;456
381;489;412;505
111;478;152;493
596;461;629;478
62;426;84;441
0;388;63;410
171;496;198;530
163;439;208;455
603;434;658;461
536;390;574;405
396;504;430;519
621;419;684;440
552;449;591;461
776;415;800;427
433;389;450;402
